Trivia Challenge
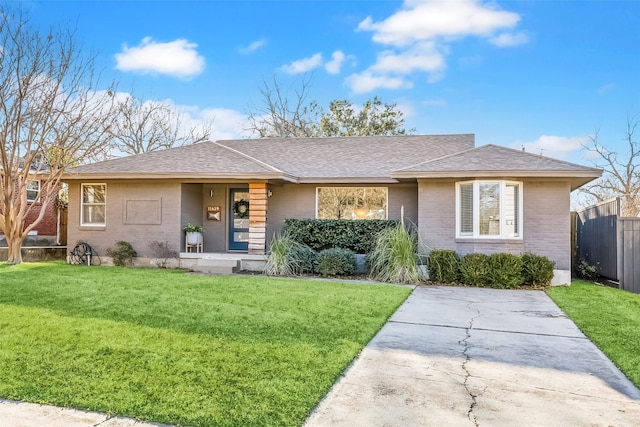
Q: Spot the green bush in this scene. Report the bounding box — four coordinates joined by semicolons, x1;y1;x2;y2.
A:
488;253;523;288
521;252;555;286
576;259;599;281
106;241;137;267
459;253;491;286
264;233;312;276
316;248;357;277
427;250;460;283
368;223;422;284
296;244;318;274
284;219;398;253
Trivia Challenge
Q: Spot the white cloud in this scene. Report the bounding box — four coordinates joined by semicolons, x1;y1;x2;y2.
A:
422;98;447;107
279;53;323;75
372;42;446;76
514;135;591;161
115;37;205;78
350;0;527;93
239;39;267;54
358;0;521;47
325;50;346;74
193;107;252;141
597;83;616;95
345;71;412;94
490;31;529;47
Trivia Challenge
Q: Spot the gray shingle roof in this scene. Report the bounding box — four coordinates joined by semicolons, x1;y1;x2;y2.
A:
64;136;600;188
216;134;475;180
395;144;600;173
392;144;601;190
65;141;288;179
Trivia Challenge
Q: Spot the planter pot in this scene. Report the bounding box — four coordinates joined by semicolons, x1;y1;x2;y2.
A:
186;232;202;245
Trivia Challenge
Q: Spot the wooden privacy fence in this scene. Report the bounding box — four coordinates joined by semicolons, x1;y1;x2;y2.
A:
574;198;619;281
618;217;640;294
574;197;640;294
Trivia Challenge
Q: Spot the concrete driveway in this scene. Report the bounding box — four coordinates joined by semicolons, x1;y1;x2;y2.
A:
304;286;640;427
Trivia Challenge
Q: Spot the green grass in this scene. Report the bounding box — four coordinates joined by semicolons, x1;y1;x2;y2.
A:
0;262;411;427
547;280;640;388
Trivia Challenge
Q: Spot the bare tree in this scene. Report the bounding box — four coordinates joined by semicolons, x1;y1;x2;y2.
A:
109;96;213;155
0;6;119;264
245;76;316;138
581;115;640;216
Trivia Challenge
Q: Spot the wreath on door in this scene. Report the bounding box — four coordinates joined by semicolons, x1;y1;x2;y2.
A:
233;199;250;218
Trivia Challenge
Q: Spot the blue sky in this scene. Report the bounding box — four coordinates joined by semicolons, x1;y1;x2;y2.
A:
22;0;640;163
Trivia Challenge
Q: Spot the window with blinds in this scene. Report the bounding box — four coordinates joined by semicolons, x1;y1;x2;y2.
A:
81;183;106;226
456;180;522;239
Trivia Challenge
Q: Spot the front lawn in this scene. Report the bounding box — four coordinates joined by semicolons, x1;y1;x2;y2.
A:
0;262;411;427
547;280;640;388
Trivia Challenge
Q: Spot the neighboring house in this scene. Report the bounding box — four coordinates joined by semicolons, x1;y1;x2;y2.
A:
0;158;63;247
62;134;601;283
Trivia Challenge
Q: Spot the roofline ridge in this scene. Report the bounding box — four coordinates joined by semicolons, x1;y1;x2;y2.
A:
484;144;602;171
213;141;285;174
395;144;479;172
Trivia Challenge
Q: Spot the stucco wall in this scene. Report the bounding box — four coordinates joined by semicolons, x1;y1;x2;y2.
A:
417;179;571;270
67;180;182;258
265;183;418;243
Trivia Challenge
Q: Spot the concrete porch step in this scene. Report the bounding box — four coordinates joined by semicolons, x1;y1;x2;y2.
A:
183;257;240;275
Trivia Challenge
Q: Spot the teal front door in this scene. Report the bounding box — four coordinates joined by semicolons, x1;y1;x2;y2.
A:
229;189;249;251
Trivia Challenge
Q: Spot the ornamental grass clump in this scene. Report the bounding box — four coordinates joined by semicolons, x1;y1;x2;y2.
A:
368;223;422;284
264;233;313;276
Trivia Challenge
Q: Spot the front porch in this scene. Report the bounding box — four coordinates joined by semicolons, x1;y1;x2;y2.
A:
179;252;266;274
181;182;269;255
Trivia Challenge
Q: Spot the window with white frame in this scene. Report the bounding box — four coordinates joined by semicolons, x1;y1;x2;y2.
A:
26;180;40;202
316;187;388;220
456;180;522;239
81;183;106;226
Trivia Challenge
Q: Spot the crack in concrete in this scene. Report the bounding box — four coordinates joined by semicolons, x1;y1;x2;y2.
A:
93;414;113;426
389;319;587;340
460;302;481;427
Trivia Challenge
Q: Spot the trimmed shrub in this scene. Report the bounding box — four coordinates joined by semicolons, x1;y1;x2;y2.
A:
284;219;398;253
368;223;422;284
459;253;491;286
296;244;318;274
316;248;357;277
106;241;137;267
521;252;555;286
427;250;460;283
488;253;523;288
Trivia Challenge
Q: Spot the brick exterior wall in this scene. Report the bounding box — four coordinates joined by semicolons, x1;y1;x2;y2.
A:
418;179;572;270
23;202;58;236
66;180;182;258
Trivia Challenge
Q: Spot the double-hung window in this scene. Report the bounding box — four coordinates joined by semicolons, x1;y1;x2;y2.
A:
456;180;522;239
26;180;40;202
81;183;106;226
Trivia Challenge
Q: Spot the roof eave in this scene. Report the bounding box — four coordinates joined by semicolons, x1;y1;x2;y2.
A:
391;169;603;180
296;177;400;184
62;171;298;182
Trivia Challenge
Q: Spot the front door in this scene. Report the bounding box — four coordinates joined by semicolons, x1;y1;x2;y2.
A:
229;188;250;251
